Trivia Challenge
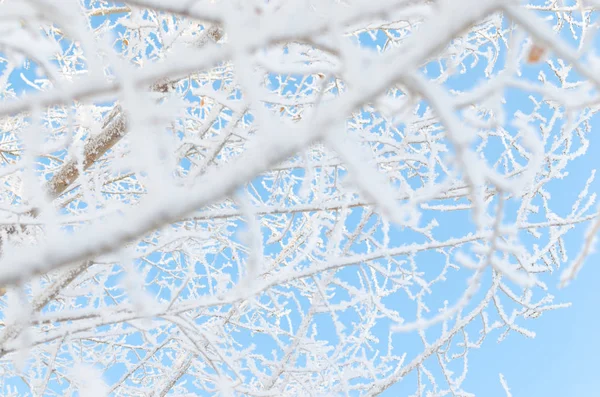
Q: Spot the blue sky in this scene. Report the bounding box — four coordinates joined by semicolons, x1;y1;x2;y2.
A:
1;1;600;396
462;131;600;396
463;6;600;395
356;4;600;395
